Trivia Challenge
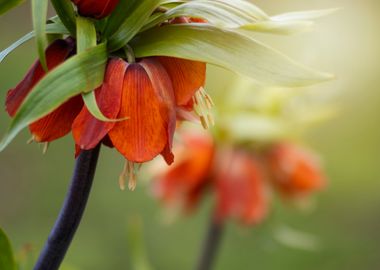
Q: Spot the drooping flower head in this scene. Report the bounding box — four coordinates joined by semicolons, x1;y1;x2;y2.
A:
6;41;206;160
153;133;269;225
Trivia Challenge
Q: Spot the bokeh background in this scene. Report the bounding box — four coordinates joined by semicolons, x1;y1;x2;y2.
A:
1;0;380;269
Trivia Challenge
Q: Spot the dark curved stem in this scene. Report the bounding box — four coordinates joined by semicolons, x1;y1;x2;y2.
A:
33;145;101;270
195;216;225;270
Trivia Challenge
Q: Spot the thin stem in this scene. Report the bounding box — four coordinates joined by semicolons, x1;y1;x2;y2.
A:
195;216;225;270
33;145;101;270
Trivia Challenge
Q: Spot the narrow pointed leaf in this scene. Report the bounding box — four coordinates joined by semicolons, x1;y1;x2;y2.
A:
143;0;269;31
76;16;97;52
51;0;76;35
243;8;339;35
132;24;334;87
271;9;340;22
108;0;161;52
0;32;34;63
0;22;70;64
241;21;315;35
0;43;107;151
32;0;48;70
102;0;132;38
77;16;121;122
0;0;25;15
0;228;16;270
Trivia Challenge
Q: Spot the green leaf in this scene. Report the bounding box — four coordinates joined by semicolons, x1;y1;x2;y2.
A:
132;24;334;87
76;16;97;52
0;0;24;16
0;43;107;151
0;32;34;63
51;0;77;36
0;228;16;270
242;8;339;35
142;0;269;31
107;0;161;52
0;22;70;64
32;0;49;70
77;16;123;122
102;0;132;38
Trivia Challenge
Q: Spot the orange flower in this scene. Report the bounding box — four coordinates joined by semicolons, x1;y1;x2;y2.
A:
6;38;82;143
6;39;207;166
265;143;326;197
153;134;268;225
73;56;206;164
71;0;120;19
153;134;215;210
213;149;268;225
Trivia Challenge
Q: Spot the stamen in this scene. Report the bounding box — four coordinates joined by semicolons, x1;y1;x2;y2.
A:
27;136;35;144
192;87;215;130
118;161;129;190
42;142;49;155
118;161;141;191
128;161;137;191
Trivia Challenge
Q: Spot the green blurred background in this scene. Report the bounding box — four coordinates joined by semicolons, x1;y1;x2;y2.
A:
1;0;380;269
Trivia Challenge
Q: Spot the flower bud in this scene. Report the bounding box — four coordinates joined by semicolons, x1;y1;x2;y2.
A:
71;0;120;19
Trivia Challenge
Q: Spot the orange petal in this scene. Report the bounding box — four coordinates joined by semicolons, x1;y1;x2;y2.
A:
266;143;326;197
156;57;206;106
29;95;83;142
153;133;214;210
6;38;75;116
214;149;268;225
109;62;173;163
139;58;177;162
72;58;127;150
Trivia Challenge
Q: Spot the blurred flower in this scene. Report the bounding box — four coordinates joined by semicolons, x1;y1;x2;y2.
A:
213;148;268;224
153;133;269;225
153;134;215;210
71;0;120;19
265;143;326;198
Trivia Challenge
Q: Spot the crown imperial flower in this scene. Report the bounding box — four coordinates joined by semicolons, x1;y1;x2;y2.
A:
154;134;268;225
6;39;207;168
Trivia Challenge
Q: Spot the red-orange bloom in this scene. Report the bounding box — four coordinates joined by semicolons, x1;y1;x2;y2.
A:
71;0;120;19
153;134;268;225
213;149;268;225
265;143;326;197
73;56;205;164
153;134;215;210
6;39;206;165
5;38;82;143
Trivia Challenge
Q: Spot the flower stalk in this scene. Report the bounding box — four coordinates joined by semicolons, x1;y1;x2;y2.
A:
33;145;101;270
195;215;225;270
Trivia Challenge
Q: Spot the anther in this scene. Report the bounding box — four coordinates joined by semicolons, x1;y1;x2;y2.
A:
27;136;35;144
118;161;129;190
192;87;215;130
42;142;49;155
118;161;141;191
